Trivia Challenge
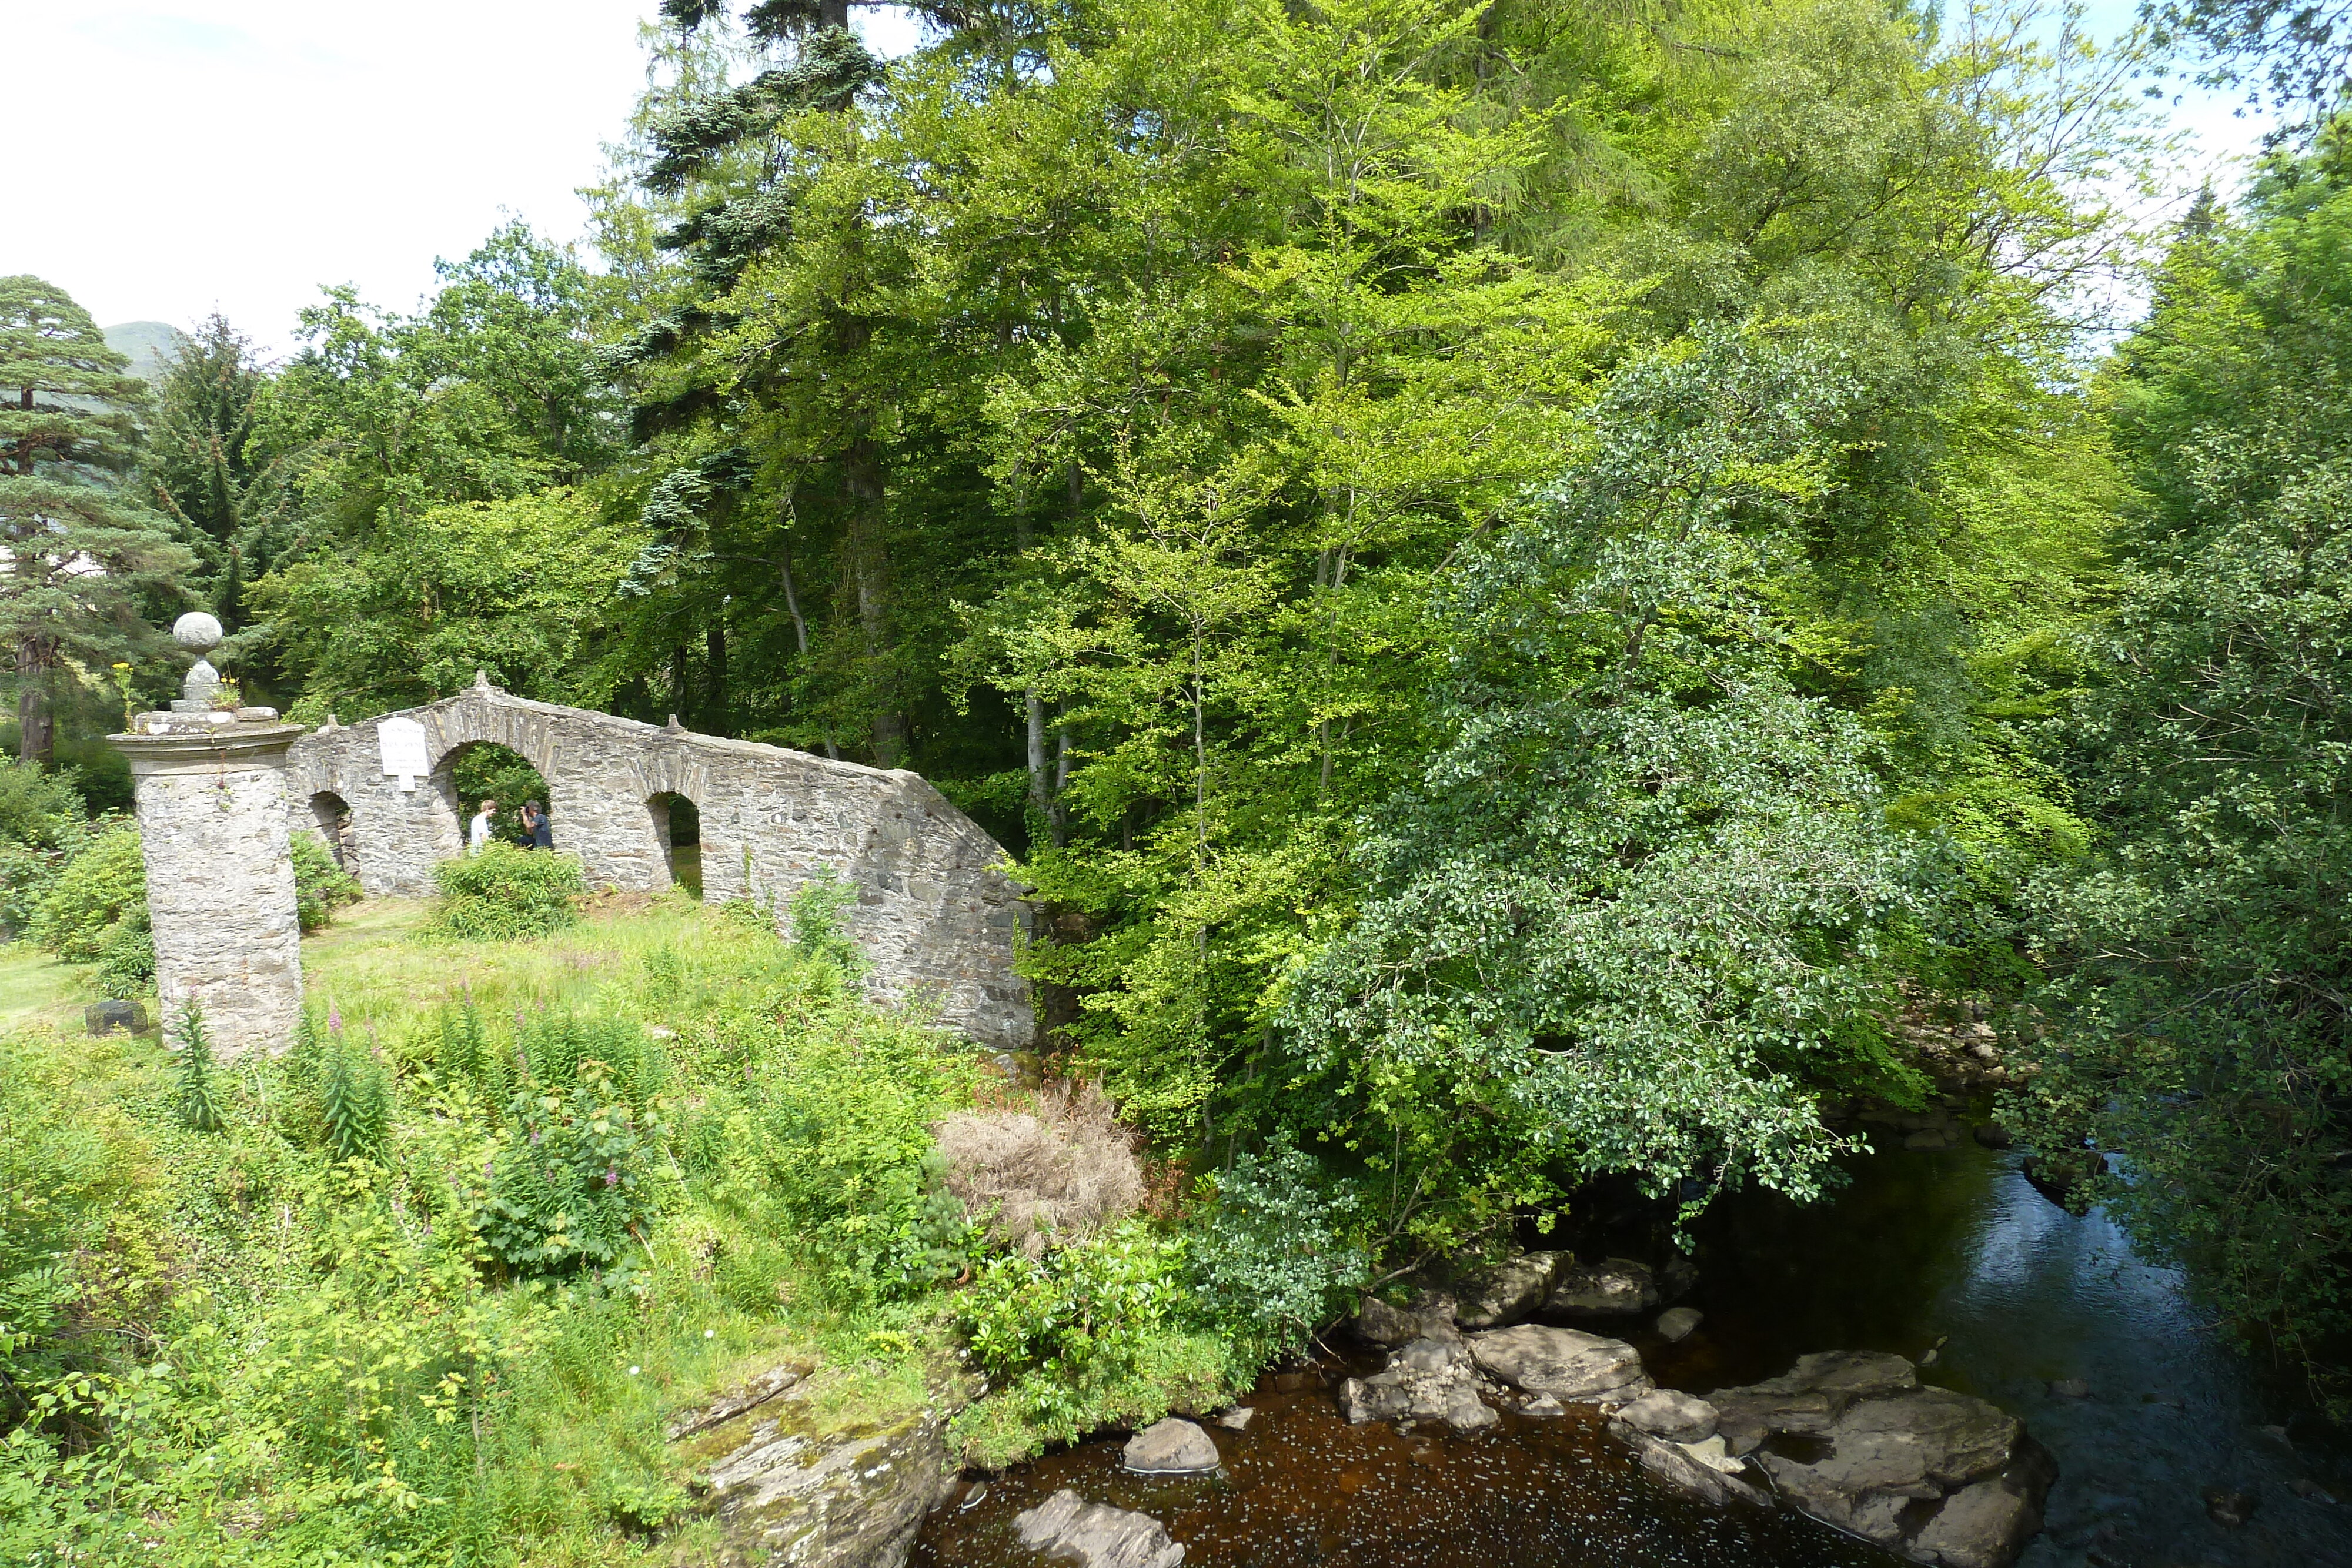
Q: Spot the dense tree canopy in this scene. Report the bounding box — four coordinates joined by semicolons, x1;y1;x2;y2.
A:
12;0;2350;1415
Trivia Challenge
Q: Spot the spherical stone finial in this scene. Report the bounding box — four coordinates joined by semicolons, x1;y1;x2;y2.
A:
173;611;223;654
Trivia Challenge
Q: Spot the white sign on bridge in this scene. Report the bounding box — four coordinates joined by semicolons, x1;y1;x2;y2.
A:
377;717;430;793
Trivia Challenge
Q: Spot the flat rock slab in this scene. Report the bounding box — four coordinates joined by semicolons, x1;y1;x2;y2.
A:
1454;1251;1568;1329
1546;1257;1660;1316
1617;1389;1718;1443
1467;1324;1652;1405
696;1404;957;1568
1123;1417;1219;1474
1015;1487;1185;1568
1714;1351;2054;1568
1655;1306;1704;1343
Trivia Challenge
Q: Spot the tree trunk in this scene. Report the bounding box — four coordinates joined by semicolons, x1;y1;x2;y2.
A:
704;619;729;736
843;436;905;767
17;634;54;764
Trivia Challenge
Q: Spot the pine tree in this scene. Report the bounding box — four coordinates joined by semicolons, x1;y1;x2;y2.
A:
146;314;292;631
0;277;196;761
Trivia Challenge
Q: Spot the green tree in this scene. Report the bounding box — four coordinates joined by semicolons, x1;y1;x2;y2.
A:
2022;132;2352;1405
0;277;194;762
145;313;295;630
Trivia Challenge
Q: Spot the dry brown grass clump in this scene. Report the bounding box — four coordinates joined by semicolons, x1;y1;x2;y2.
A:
934;1079;1144;1256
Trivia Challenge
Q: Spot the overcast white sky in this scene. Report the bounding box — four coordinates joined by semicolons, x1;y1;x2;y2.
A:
6;2;2269;354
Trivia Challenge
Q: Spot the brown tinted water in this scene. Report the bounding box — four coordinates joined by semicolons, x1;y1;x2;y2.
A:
916;1139;2352;1568
914;1367;1892;1567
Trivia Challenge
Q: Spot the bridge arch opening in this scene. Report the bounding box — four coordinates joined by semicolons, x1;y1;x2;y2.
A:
647;792;702;898
437;741;553;851
309;791;355;871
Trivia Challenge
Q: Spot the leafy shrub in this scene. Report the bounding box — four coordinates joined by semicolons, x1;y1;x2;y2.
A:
29;821;145;964
1191;1139;1367;1359
718;1016;974;1302
934;1079;1143;1256
0;1034;161;1419
787;867;862;971
950;1219;1241;1462
292;833;363;932
0;758;85;850
430;841;583;940
477;1010;670;1273
93;907;155;999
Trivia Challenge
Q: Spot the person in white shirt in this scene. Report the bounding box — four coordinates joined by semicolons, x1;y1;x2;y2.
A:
469;799;498;852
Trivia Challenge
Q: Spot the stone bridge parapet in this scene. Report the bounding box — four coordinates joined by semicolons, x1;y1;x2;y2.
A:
286;676;1033;1051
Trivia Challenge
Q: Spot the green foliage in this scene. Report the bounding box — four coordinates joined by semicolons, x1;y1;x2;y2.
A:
0;758;85;850
1190;1140;1367;1362
29;821;145;965
2019;135;2352;1404
709;1012;977;1303
290;832;362;933
171;1004;220;1134
786;866;861;972
1280;332;1935;1250
317;1018;389;1161
430;840;585;940
950;1219;1242;1463
0;276;196;764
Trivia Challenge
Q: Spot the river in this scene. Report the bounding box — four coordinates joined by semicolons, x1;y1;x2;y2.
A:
915;1136;2352;1567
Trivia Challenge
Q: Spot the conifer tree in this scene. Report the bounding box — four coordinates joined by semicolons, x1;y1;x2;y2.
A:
0;277;195;761
146;314;292;630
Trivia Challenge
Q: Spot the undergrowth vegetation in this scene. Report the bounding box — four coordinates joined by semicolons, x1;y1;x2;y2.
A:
0;894;1351;1564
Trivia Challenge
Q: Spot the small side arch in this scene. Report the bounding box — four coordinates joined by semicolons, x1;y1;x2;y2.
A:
648;791;702;899
309;791;355;871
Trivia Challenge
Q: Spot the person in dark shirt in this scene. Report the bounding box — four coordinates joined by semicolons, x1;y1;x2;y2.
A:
520;800;554;850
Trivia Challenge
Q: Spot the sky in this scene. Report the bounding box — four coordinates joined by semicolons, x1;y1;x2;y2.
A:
4;2;2273;355
4;2;919;353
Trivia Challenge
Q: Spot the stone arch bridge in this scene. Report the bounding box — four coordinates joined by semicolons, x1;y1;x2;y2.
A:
286;676;1033;1051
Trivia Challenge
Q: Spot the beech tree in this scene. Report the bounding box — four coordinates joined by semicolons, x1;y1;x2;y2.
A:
0;277;192;762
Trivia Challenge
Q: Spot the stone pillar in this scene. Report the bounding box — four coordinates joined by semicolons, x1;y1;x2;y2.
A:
111;707;308;1059
105;610;308;1056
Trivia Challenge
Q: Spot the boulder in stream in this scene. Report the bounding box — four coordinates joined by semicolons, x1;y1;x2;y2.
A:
1466;1323;1652;1405
1014;1488;1185;1568
1545;1257;1661;1318
1710;1351;2056;1568
1122;1417;1218;1474
1339;1335;1499;1432
1352;1291;1459;1347
1453;1251;1568;1329
1655;1306;1705;1343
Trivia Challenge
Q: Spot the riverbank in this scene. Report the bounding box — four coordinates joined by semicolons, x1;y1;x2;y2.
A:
918;1138;2352;1568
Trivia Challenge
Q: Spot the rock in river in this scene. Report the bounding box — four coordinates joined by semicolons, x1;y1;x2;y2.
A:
1340;1335;1499;1432
1123;1417;1218;1474
1466;1323;1652;1405
1655;1306;1705;1343
1545;1257;1661;1318
1453;1251;1569;1329
1710;1350;2056;1568
1352;1291;1459;1347
1616;1389;1718;1443
1014;1488;1185;1568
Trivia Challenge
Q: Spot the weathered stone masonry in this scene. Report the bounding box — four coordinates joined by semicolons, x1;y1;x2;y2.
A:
285;677;1035;1053
115;716;307;1058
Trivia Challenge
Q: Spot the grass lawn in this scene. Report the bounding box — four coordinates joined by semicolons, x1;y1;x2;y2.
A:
0;935;96;1034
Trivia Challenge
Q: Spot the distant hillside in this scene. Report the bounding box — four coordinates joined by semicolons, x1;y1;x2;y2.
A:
103;321;182;383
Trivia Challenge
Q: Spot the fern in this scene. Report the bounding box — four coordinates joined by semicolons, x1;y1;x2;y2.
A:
172;1001;220;1134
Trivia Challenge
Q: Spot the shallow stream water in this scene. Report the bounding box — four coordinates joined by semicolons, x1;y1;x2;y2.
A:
914;1138;2352;1568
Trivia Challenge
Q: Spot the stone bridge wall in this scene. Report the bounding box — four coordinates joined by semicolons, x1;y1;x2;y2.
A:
285;678;1033;1051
